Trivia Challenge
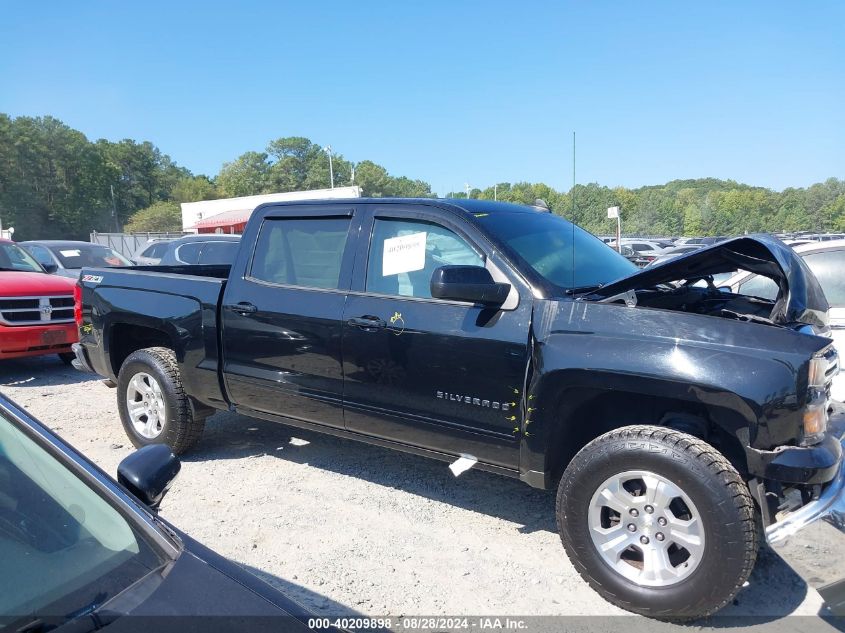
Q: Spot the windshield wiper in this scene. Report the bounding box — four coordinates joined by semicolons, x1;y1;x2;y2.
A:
566;284;603;295
13;593;117;633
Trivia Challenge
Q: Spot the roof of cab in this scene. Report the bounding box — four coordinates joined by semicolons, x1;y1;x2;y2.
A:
258;197;547;217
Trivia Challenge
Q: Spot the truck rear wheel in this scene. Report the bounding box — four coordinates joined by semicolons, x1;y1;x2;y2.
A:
117;347;205;454
556;425;757;620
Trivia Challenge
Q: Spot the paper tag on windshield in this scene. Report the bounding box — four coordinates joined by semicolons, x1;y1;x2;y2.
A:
60;249;81;257
382;232;426;276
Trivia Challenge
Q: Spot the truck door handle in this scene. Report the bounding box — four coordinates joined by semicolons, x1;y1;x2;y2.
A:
225;302;258;315
347;315;386;331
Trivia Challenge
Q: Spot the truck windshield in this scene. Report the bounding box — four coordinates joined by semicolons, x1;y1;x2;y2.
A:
0;243;44;273
475;212;637;291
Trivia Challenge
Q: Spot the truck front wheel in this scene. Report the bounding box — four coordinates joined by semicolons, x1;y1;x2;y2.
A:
556;425;757;620
117;347;205;454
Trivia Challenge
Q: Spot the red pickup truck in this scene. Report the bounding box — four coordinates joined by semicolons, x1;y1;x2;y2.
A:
0;239;78;362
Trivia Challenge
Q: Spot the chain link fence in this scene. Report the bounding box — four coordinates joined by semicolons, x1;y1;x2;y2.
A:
89;231;187;258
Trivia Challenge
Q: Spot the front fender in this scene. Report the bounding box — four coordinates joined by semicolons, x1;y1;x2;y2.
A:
520;300;828;483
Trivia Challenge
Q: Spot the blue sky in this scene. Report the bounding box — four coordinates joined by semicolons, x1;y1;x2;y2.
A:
1;1;842;196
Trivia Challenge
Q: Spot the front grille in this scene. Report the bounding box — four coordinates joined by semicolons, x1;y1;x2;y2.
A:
0;295;75;326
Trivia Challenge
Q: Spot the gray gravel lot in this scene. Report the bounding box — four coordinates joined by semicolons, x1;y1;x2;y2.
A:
1;356;839;632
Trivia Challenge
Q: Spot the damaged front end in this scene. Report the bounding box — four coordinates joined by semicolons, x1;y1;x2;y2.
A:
583;235;830;331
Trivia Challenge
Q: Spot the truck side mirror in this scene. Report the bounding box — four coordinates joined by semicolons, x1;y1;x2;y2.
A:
41;262;58;274
117;444;181;510
430;265;511;306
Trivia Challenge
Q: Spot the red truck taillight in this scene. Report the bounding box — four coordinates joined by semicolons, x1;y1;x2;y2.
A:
74;282;83;327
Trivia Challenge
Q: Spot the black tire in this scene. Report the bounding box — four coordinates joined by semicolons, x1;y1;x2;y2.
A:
556;425;757;620
117;347;205;454
58;352;75;366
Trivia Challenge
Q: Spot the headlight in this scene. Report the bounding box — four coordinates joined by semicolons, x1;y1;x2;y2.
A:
802;353;830;446
808;356;828;389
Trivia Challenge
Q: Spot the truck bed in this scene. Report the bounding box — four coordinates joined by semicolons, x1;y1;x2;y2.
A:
76;265;230;411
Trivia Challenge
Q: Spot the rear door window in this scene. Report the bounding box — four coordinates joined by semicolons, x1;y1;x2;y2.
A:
250;217;352;289
175;242;203;264
198;241;239;265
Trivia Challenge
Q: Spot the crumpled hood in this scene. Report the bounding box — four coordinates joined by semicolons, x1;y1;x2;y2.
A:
586;234;830;328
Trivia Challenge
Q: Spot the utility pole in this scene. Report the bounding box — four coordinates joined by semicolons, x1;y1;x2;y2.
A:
350;162;355;186
110;185;120;232
494;184;497;201
465;183;471;199
324;146;334;188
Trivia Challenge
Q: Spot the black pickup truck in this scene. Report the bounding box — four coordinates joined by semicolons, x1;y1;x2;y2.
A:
73;198;845;619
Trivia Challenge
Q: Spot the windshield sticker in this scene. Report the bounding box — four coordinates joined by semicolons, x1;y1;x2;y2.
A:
60;249;81;257
382;231;426;276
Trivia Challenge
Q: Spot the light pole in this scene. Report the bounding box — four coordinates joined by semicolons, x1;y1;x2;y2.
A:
324;146;334;189
110;185;120;232
494;184;498;201
465;183;471;199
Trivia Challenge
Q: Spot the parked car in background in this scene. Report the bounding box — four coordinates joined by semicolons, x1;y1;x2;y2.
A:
20;240;132;279
611;239;668;258
645;244;704;267
0;393;331;631
619;244;655;267
677;236;727;246
723;239;845;400
131;237;177;265
0;239;77;363
158;234;241;266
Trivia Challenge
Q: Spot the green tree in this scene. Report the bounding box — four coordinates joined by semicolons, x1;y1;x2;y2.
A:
216;151;271;197
171;175;217;202
123;201;182;232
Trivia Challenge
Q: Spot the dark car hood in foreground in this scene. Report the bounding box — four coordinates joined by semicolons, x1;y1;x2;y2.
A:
102;530;324;632
586;234;830;328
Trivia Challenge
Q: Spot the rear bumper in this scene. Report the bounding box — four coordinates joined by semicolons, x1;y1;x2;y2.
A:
766;432;845;615
70;342;95;373
0;322;77;359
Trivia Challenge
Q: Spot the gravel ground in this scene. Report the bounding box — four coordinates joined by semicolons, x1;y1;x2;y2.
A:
1;356;838;631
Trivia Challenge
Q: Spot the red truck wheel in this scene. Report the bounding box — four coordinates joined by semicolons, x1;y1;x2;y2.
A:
556;425;758;620
117;347;205;454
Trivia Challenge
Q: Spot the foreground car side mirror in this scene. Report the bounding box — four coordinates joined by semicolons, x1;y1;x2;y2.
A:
118;444;180;510
41;262;58;274
430;265;511;306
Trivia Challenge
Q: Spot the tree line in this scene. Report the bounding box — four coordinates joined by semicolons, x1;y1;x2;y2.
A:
1;114;843;239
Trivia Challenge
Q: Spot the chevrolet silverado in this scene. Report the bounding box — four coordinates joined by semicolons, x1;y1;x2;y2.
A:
72;198;845;619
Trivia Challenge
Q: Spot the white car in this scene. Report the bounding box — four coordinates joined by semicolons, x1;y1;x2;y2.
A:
723;239;845;399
